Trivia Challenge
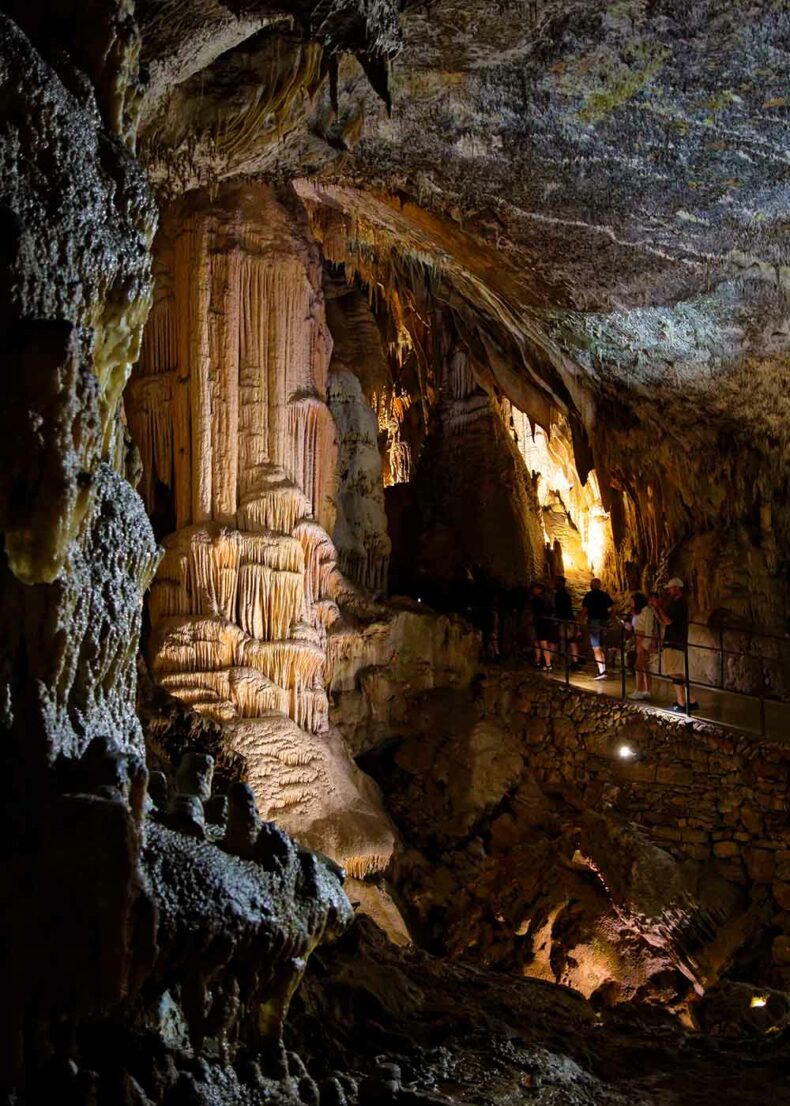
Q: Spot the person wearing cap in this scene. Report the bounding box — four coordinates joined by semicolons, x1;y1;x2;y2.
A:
650;579;699;712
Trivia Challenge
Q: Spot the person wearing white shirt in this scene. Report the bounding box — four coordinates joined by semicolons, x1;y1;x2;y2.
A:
629;592;658;700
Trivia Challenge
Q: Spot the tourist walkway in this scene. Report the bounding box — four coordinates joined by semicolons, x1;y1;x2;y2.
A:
527;613;790;744
541;662;790;744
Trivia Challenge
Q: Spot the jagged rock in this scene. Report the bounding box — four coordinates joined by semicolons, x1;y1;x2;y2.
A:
318;1076;348;1106
256;821;297;871
287;1052;309;1080
223;781;262;859
148;771;169;811
175;752;214;803
298;1074;321;1104
203;795;228;826
165;795;206;841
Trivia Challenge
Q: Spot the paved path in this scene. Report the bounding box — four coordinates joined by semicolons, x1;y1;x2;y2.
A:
541;664;789;744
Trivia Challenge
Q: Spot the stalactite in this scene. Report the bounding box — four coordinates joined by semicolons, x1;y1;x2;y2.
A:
293;520;338;611
374;387;412;486
511;407;614;582
209;230;241;523
445;346;476;400
286;396;338;530
237;564;304;641
151;617;247;676
124;373;174;506
237;469;313;536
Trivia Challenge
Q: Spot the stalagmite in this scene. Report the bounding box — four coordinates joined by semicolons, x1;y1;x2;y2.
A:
225;715;396;878
127;181;399;877
128;184;341;733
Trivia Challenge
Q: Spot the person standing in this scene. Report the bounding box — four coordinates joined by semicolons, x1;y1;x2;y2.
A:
580;578;614;679
530;582;555;671
650;578;699;712
553;575;580;669
628;592;658;700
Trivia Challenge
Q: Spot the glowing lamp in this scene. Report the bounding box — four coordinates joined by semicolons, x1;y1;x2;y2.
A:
750;995;768;1008
617;744;635;759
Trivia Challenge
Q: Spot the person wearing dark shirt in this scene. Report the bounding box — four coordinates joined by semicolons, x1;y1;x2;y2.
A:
530;582;555;671
553;575;580;669
650;577;699;712
580;578;614;679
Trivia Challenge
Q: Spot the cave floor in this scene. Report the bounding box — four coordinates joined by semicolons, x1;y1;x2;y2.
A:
293;921;790;1106
542;667;789;744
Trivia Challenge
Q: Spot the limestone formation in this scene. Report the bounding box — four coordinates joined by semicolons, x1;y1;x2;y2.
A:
126;181;403;876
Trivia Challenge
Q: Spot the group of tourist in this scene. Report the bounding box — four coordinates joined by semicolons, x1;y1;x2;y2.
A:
529;576;698;713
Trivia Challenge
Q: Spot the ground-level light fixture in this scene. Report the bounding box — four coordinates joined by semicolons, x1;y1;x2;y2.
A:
617;744;635;759
750;995;768;1008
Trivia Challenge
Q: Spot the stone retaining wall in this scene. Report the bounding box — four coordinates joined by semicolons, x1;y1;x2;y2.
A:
484;671;790;964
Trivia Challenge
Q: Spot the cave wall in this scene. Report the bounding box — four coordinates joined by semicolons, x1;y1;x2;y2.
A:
323;273;392;592
0;13;357;1101
400;343;545;593
0;10;157;763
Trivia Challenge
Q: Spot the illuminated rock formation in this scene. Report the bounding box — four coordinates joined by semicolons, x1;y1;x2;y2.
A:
324;275;392;592
511;407;615;587
127;181;398;875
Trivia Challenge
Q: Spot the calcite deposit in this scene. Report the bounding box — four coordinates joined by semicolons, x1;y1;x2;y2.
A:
126;181;404;875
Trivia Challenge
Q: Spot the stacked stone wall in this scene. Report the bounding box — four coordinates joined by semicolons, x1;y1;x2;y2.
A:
482;672;790;962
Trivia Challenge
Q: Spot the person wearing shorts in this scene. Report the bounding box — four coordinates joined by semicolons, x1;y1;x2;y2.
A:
580;578;614;679
629;592;658;700
651;578;699;712
530;582;556;671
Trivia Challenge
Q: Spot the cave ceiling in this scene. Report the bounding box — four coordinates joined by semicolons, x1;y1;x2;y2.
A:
135;0;787;359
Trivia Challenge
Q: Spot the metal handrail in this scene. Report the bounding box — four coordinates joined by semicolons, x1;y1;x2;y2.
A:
528;613;790;738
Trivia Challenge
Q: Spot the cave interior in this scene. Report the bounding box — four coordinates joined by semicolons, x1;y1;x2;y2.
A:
0;2;789;1105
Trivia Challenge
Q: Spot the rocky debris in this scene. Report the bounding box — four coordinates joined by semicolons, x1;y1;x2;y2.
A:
288;917;790;1106
1;730;354;1103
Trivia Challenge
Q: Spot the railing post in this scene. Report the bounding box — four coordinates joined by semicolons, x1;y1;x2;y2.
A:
620;621;626;701
564;620;570;688
684;639;691;717
719;627;725;690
